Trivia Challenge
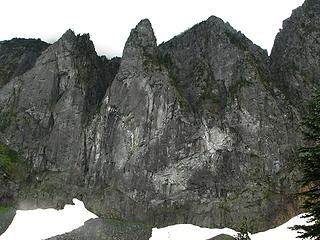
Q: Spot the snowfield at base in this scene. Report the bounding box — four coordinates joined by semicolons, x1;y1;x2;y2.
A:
150;225;238;240
150;214;313;240
0;198;97;240
250;214;312;240
0;199;313;240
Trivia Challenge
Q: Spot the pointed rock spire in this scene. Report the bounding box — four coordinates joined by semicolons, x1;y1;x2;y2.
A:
59;29;76;42
56;29;76;51
122;19;157;60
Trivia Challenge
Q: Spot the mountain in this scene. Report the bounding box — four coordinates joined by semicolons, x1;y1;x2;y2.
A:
0;0;319;237
270;0;320;110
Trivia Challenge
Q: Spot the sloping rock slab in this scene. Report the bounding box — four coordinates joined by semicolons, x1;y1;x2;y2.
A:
46;218;152;240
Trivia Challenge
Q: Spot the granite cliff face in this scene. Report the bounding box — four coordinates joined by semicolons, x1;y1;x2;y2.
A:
0;0;319;236
271;0;320;110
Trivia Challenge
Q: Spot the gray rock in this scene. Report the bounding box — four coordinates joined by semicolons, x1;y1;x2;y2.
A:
0;0;318;237
0;38;49;88
0;207;15;235
46;218;152;240
207;234;235;240
270;0;320;109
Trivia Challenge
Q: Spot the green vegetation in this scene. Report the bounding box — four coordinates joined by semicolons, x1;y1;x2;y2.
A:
292;92;320;239
72;34;94;84
245;53;271;91
144;50;193;110
0;144;19;170
225;31;248;52
193;61;222;114
0;205;15;235
0;207;10;214
0;144;27;181
229;77;253;98
235;220;251;240
0;110;17;132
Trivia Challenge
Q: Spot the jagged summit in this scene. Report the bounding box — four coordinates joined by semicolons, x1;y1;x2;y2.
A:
135;18;154;35
122;18;157;60
270;0;320;108
61;29;76;39
206;15;234;30
57;29;76;47
0;0;319;237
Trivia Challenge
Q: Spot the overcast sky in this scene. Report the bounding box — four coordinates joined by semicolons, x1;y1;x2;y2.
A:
1;0;304;57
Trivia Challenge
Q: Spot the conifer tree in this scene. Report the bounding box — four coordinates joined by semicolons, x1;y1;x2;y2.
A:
294;92;320;239
235;221;251;240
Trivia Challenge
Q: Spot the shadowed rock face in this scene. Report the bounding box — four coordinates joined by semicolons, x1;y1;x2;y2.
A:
0;38;49;88
207;234;235;240
0;0;319;236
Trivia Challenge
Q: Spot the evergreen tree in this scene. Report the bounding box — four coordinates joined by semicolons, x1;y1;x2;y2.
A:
235;221;251;240
294;92;320;239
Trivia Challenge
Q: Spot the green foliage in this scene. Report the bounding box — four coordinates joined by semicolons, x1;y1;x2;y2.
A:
0;207;10;214
72;34;95;84
293;92;320;239
0;110;17;132
235;220;251;240
0;205;15;235
225;31;248;51
145;51;192;110
0;144;26;181
0;144;19;170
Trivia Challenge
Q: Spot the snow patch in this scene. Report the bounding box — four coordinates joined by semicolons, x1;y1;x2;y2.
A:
150;224;237;240
250;213;313;240
0;199;97;240
150;214;313;240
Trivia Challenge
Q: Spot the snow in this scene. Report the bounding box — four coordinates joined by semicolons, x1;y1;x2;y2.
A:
149;214;313;240
0;199;313;240
150;225;238;240
250;214;313;240
0;198;97;240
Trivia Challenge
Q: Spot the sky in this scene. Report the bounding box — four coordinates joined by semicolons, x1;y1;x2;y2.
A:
1;0;305;57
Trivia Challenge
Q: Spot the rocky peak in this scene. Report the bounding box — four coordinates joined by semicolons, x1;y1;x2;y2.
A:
53;29;77;52
60;29;76;42
1;0;319;236
61;28;76;38
122;19;157;61
270;0;320;109
159;14;270;115
206;15;234;32
0;38;49;88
